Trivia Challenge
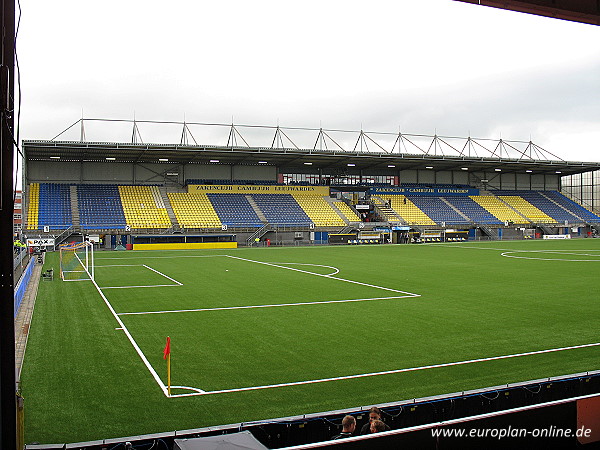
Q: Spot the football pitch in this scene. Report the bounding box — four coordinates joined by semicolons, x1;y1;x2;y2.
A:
22;240;600;443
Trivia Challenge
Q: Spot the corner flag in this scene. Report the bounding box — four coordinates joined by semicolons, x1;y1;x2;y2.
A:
163;336;171;360
164;336;171;396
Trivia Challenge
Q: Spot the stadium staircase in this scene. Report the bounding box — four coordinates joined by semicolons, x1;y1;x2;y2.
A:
246;224;273;245
539;224;555;235
371;196;405;223
69;186;80;230
245;195;269;224
327;198;362;224
324;197;351;224
440;197;471;223
159;186;180;230
478;224;495;238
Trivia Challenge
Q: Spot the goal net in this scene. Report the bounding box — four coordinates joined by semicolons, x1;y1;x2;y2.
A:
60;242;94;281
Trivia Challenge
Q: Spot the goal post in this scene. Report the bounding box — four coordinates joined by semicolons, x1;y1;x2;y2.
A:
59;242;94;281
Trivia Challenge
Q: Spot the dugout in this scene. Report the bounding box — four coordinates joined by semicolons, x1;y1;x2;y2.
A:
328;233;357;244
131;234;237;250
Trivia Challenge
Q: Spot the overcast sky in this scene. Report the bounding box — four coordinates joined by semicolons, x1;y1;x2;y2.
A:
17;0;600;161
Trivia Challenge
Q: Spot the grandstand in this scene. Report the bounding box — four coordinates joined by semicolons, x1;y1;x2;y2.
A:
20;129;600;243
16;124;600;448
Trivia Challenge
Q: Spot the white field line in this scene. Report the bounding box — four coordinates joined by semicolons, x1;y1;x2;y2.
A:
102;284;183;289
95;255;228;261
104;254;419;396
95;264;145;267
267;262;340;276
443;245;600;254
142;264;183;285
501;251;600;262
98;265;184;289
226;255;419;296
117;295;419;316
168;341;600;398
442;245;538;251
79;258;169;396
171;385;206;394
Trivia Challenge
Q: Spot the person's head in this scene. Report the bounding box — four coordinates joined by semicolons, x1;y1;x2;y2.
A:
368;406;382;422
370;419;386;434
341;415;356;433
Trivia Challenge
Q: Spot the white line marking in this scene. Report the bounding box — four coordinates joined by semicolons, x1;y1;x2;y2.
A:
226;255;418;296
501;251;600;262
95;264;145;268
168;342;600;397
98;264;184;289
117;295;420;316
97;254;419;397
170;385;206;394
268;262;340;276
95;255;228;261
143;264;183;285
101;284;183;289
82;263;169;396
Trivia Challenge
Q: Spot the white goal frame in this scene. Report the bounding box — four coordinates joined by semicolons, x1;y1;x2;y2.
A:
59;241;94;281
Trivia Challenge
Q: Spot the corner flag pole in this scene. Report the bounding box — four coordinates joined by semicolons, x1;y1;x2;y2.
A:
163;336;171;396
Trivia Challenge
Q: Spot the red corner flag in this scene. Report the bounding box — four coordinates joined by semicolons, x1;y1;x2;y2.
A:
163;336;171;360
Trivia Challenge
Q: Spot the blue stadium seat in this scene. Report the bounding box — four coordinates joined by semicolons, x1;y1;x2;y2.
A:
493;190;595;223
207;193;263;227
37;183;72;230
251;194;311;226
407;196;470;225
444;196;503;224
77;184;126;229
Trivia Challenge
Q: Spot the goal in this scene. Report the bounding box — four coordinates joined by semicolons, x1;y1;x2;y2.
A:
59;242;95;281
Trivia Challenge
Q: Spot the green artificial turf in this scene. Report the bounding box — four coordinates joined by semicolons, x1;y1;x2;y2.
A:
20;240;600;443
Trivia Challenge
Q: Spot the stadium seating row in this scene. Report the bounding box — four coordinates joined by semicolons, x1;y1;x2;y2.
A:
26;183;40;230
78;184;126;229
168;192;222;228
23;183;600;230
27;183;72;230
292;194;345;227
334;201;361;222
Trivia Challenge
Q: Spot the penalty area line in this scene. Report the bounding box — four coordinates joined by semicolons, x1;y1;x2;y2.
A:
168;341;600;397
142;264;183;285
117;294;421;316
226;255;419;296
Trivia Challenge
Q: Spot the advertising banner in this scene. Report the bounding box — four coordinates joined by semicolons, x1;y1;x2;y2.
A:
370;187;479;196
189;184;330;196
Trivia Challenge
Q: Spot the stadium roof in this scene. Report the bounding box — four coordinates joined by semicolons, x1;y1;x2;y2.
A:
23;139;600;176
454;0;600;26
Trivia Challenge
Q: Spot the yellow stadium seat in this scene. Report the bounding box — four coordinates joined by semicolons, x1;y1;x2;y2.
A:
498;196;557;223
119;186;172;229
388;196;436;225
168;192;222;228
334;201;361;222
470;196;529;224
292;194;345;227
